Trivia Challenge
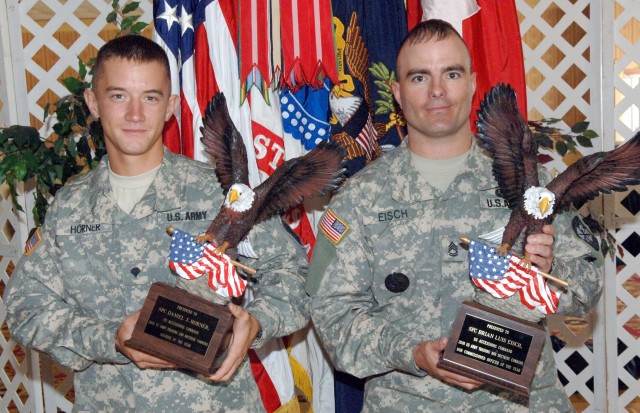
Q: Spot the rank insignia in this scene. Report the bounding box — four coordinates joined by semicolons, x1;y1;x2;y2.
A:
447;242;459;257
24;227;42;256
320;209;349;244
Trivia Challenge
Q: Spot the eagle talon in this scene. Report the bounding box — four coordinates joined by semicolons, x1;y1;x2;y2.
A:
518;252;533;270
495;243;511;257
214;241;230;256
194;234;213;244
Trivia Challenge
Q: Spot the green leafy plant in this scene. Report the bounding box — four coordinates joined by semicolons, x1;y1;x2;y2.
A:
0;1;147;226
106;0;148;35
529;118;599;163
369;62;405;138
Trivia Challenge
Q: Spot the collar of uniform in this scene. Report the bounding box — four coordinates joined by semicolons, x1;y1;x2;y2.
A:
444;139;497;195
389;143;437;203
150;148;187;212
88;156;121;222
389;139;496;203
88;148;185;221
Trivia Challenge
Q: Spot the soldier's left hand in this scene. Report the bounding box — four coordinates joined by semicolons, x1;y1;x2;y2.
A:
203;302;261;382
525;224;555;273
115;310;178;369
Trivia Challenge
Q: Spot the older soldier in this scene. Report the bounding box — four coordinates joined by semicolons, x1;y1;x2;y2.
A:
308;19;602;412
4;35;309;412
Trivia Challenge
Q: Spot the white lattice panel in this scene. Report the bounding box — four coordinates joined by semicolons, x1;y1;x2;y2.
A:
17;0;153;133
1;0;154;411
607;0;640;411
517;0;603;410
0;182;37;413
519;0;601;134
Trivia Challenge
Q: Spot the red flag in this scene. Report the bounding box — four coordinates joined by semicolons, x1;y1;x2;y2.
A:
280;0;338;90
405;0;423;30
462;0;527;131
239;0;272;100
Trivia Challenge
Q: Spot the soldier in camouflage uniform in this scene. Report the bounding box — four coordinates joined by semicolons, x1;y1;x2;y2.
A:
308;20;602;412
4;35;309;412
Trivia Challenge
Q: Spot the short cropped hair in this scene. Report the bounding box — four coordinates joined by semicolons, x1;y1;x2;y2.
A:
397;19;471;64
91;35;171;87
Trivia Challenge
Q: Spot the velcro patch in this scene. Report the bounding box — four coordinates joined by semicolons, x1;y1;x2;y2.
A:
24;227;42;256
320;209;350;244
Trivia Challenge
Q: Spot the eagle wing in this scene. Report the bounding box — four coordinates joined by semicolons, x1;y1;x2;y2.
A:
547;130;640;211
200;92;250;189
252;140;346;224
345;12;372;108
475;84;539;207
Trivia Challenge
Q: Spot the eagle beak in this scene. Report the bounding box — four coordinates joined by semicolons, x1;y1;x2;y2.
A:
539;197;549;214
228;189;239;204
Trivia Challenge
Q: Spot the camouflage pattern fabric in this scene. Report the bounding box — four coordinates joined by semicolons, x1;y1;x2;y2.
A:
308;140;602;412
4;148;310;412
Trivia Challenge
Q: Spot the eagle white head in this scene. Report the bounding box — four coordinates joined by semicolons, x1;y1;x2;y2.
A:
225;183;255;212
523;186;555;219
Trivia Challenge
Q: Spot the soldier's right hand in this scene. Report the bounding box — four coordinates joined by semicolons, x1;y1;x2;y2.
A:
115;310;177;369
413;337;483;391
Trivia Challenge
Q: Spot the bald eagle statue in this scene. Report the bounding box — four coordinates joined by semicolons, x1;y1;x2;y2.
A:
195;92;346;253
476;83;640;266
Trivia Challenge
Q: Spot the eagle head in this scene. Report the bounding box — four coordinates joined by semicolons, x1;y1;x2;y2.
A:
523;186;555;219
225;183;255;212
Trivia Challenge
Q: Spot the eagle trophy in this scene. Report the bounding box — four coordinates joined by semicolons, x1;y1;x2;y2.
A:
195;92;346;253
476;83;640;267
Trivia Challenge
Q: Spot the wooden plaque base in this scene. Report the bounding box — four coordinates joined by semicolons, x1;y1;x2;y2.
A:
126;282;234;375
437;301;545;398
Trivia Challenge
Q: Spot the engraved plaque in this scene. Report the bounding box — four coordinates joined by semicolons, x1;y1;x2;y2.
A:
126;282;234;375
437;301;545;398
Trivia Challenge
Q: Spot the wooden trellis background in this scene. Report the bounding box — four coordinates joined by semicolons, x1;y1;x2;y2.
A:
0;0;638;412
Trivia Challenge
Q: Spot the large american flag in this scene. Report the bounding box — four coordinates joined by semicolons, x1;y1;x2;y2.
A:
468;239;560;314
154;0;210;157
168;228;246;298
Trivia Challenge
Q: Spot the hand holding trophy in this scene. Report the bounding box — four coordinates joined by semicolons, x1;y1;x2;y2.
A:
438;84;640;397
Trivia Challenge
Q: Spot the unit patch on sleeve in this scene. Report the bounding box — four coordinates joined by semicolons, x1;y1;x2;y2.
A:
24;227;42;256
320;209;350;244
572;216;599;251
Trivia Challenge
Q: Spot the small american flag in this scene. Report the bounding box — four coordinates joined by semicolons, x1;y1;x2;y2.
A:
469;240;534;298
320;209;349;244
168;228;246;298
519;273;560;314
468;239;559;314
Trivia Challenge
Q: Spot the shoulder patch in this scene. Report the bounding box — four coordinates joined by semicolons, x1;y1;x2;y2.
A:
24;227;43;256
319;209;350;244
572;216;599;251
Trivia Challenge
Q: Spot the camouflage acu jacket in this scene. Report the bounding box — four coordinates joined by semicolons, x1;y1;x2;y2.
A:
5;148;309;412
309;140;602;412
